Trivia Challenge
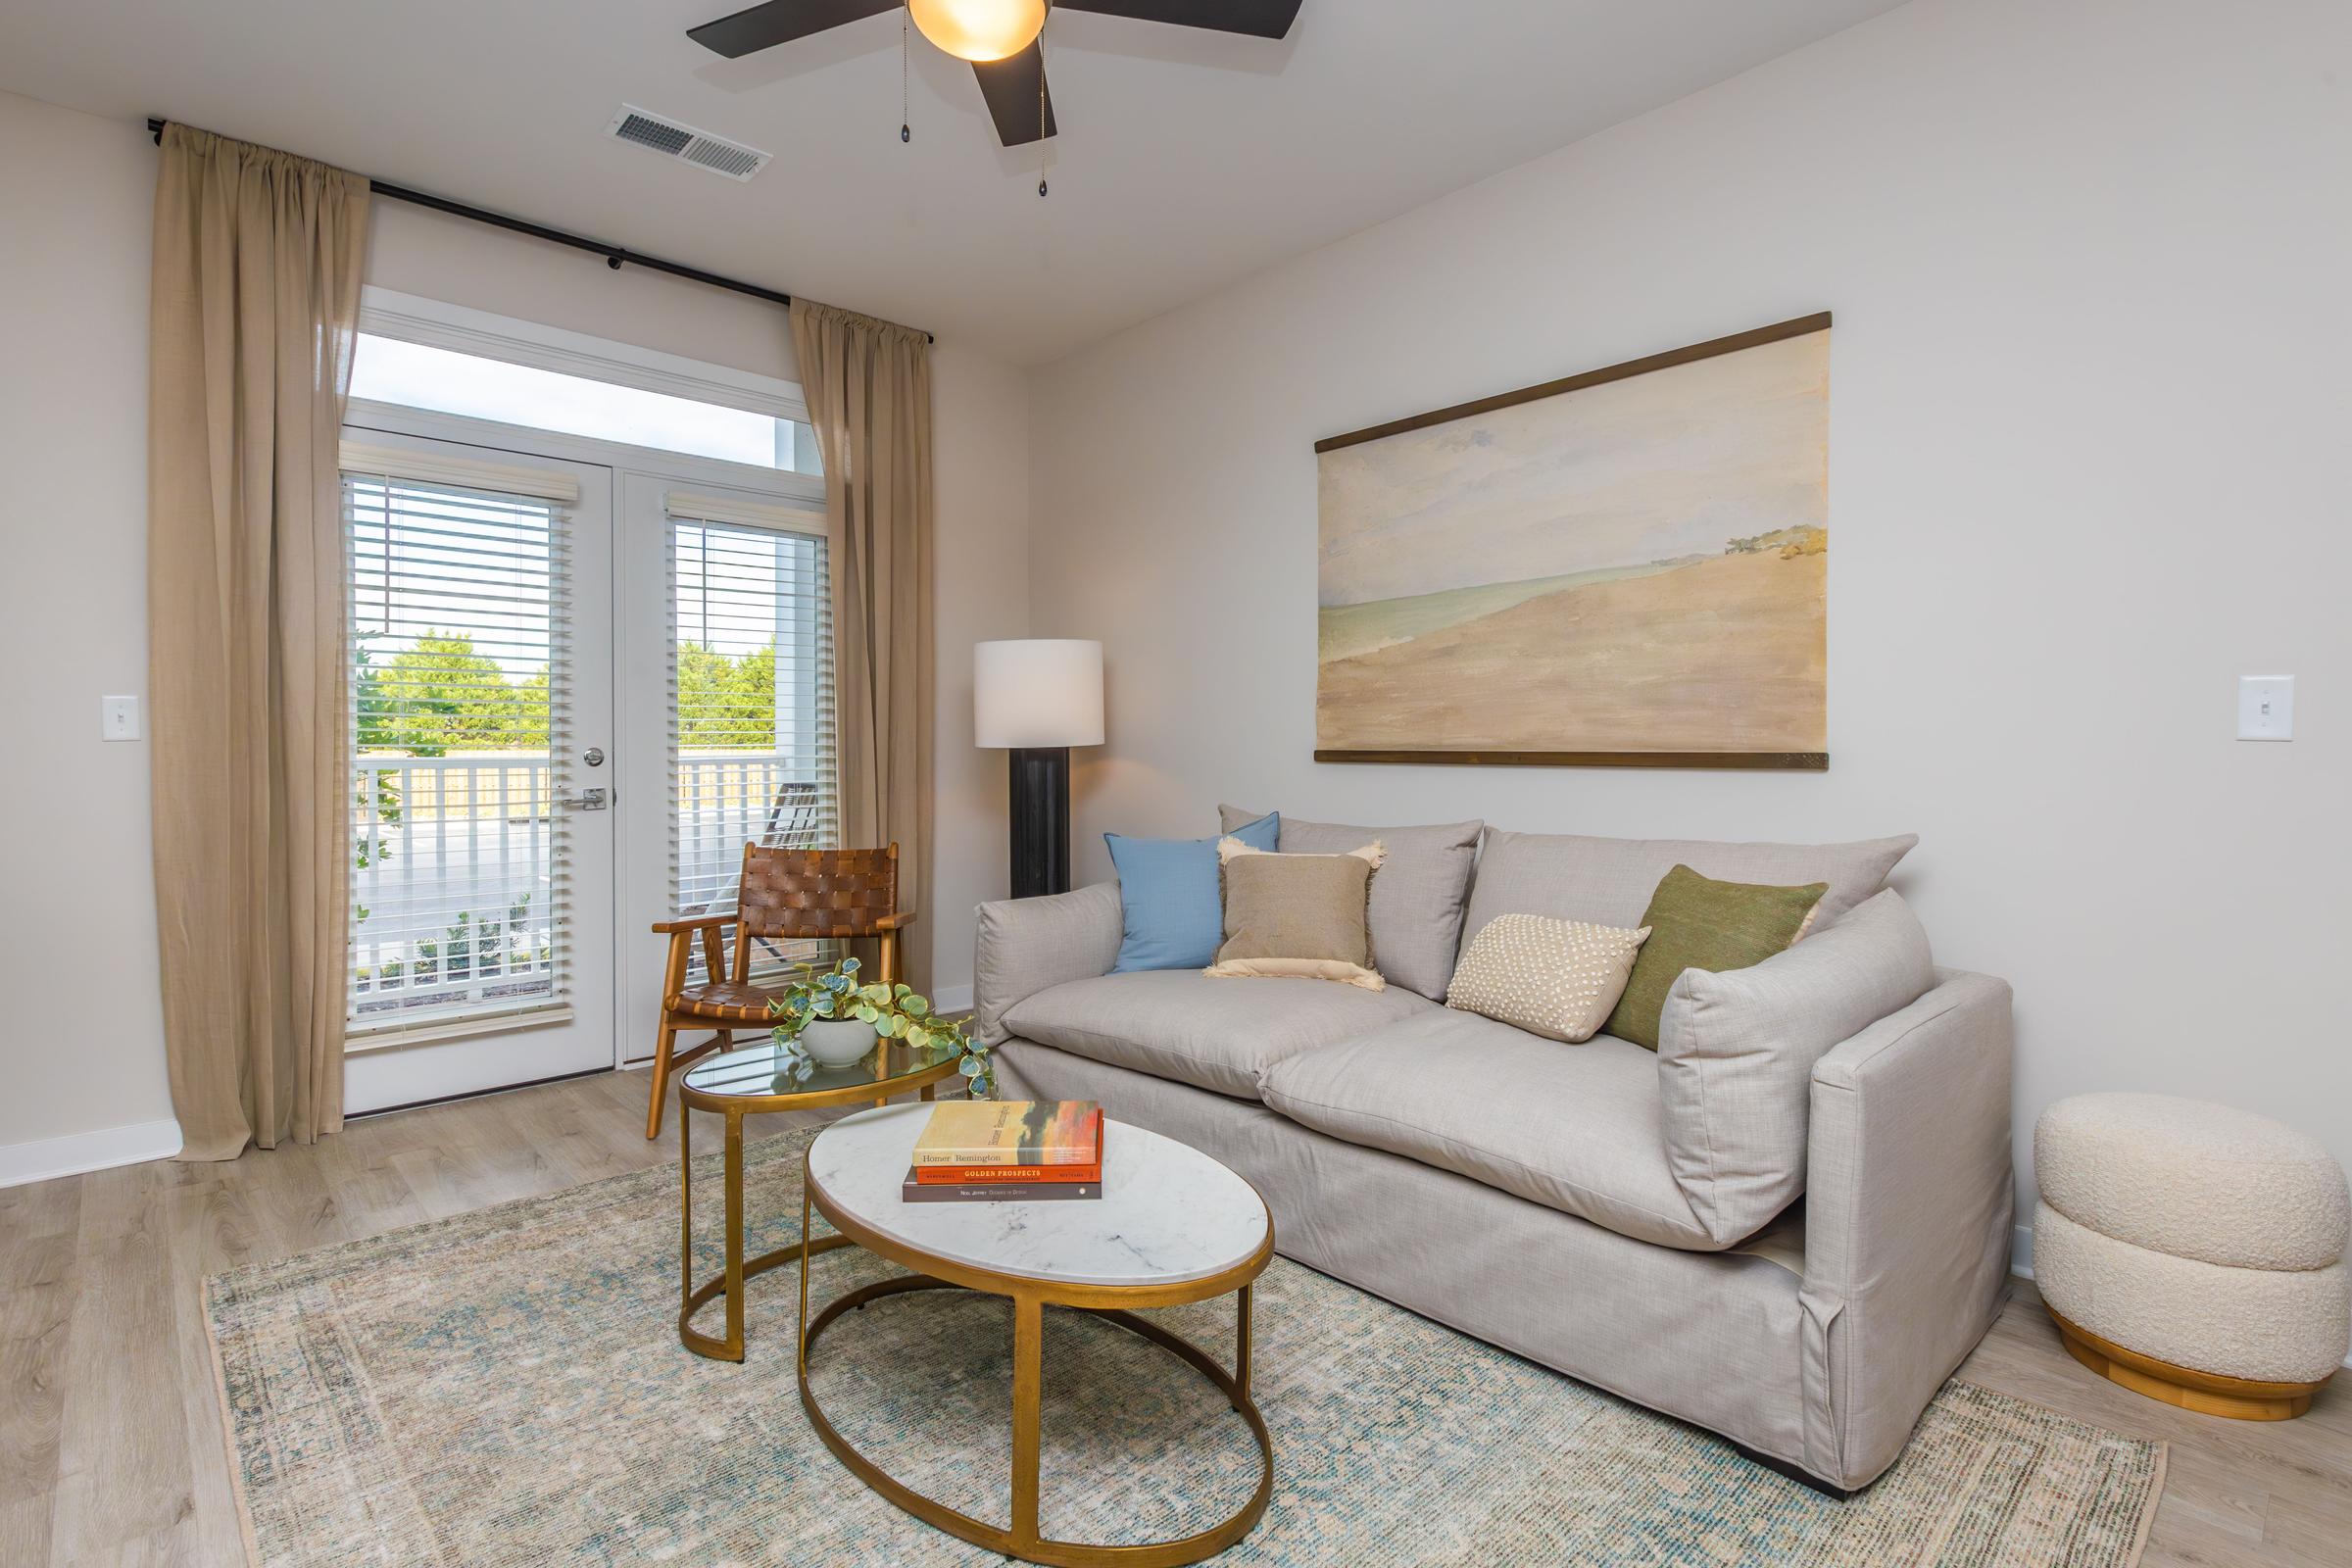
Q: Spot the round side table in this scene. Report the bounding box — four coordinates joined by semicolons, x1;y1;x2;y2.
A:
797;1102;1275;1568
676;1038;959;1362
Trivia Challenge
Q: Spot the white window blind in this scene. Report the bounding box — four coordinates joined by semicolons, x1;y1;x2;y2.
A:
667;502;835;983
346;467;574;1033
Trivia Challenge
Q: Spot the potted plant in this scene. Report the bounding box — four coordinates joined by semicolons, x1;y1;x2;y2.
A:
767;956;996;1096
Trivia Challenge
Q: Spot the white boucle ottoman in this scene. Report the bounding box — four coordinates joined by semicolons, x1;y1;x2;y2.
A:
2034;1092;2350;1420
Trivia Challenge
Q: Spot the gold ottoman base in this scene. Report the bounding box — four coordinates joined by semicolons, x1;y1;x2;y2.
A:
2051;1308;2329;1421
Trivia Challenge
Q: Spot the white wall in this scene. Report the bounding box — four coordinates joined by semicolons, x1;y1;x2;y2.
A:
0;92;177;1176
0;88;1028;1173
929;347;1034;1006
367;199;805;386
1028;0;2352;1229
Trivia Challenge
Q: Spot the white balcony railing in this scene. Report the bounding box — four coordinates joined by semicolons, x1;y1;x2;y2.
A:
349;751;822;1031
350;754;562;1030
671;752;827;985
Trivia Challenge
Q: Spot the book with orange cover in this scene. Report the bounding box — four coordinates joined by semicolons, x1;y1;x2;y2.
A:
910;1100;1101;1169
912;1102;1102;1183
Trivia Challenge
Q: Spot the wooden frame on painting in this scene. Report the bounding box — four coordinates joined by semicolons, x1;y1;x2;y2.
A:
1313;313;1832;769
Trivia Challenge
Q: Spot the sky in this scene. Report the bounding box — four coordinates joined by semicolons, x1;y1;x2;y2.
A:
350;334;796;469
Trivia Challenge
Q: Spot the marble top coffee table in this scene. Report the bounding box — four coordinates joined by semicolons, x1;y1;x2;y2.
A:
797;1102;1275;1568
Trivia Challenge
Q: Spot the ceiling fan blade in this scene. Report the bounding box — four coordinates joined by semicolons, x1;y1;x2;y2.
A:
688;0;900;59
973;45;1058;146
1053;0;1301;38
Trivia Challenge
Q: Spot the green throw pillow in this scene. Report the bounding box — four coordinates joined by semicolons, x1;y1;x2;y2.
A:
1603;865;1829;1050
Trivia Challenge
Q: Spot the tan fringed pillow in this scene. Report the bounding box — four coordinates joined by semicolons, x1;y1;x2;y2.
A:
1445;912;1652;1043
1205;838;1387;990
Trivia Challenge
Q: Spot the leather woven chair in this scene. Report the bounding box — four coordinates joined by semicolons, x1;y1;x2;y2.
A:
643;842;914;1139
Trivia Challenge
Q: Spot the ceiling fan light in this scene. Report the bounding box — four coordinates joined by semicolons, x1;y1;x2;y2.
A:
906;0;1047;63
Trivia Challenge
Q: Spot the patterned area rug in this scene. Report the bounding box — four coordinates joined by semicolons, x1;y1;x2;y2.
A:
208;1129;2164;1567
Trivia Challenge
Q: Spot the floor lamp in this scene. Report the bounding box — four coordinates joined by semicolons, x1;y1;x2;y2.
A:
975;640;1103;898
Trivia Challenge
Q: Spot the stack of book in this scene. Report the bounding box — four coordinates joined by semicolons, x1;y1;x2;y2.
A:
903;1100;1104;1202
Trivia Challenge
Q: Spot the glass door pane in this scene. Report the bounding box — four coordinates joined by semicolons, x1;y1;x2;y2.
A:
340;430;616;1113
616;475;833;1061
347;473;572;1031
669;514;834;985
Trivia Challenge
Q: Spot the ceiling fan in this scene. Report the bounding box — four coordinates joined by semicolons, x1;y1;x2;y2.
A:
687;1;1303;148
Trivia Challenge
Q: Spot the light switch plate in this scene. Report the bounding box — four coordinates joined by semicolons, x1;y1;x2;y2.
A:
2237;675;2293;741
101;695;142;742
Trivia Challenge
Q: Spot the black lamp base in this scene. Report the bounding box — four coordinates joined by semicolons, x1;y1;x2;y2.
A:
1007;747;1071;899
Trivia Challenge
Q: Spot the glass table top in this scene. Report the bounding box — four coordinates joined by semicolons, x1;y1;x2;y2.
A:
680;1037;959;1102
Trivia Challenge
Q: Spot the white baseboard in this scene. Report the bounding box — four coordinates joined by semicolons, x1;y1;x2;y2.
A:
931;983;974;1015
0;1118;182;1189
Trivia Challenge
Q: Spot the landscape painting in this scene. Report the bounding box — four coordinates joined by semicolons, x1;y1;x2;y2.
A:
1314;315;1830;765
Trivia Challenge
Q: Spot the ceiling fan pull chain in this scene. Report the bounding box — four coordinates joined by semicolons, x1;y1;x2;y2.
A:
1037;4;1050;196
901;9;911;143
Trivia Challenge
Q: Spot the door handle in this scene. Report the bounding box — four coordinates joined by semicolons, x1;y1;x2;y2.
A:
561;788;610;811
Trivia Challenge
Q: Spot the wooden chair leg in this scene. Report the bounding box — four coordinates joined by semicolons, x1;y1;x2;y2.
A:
646;1020;679;1140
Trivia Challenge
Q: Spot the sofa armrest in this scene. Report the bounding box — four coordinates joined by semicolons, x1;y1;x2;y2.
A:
973;882;1123;1046
1797;968;2014;1489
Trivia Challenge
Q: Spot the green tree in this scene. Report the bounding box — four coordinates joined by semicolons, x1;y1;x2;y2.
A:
351;635;403;897
374;631;546;754
676;641;777;748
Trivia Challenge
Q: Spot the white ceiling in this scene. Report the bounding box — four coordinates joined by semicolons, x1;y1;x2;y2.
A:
0;1;1906;364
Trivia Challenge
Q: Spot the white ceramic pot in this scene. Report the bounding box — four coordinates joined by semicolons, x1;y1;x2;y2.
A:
799;1018;880;1067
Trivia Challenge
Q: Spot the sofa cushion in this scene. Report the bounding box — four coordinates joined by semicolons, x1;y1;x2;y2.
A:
1444;912;1650;1043
1260;1007;1717;1250
1656;889;1936;1246
1221;806;1481;1002
1460;828;1917;948
1001;968;1434;1102
1104;811;1278;970
1207;837;1384;989
1605;865;1828;1050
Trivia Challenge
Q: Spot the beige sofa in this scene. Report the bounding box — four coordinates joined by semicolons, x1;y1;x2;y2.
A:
973;819;2014;1494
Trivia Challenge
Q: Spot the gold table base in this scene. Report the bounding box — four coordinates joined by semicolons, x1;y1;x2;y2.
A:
675;1056;948;1363
795;1152;1276;1568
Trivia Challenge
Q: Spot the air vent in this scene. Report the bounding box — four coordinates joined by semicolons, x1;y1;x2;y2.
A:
604;105;772;182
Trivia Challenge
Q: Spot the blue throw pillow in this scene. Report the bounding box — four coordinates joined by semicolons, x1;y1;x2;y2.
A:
1105;812;1280;971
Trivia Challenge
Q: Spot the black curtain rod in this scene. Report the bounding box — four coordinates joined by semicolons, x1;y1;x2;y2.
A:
146;118;934;343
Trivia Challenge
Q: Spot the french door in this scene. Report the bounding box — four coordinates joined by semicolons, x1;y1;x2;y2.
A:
336;425;835;1112
615;473;836;1055
341;430;618;1112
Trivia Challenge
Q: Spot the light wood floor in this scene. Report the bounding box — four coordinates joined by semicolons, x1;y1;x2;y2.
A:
2;1069;2344;1566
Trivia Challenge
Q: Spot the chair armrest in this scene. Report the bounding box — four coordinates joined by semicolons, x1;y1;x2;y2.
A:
1797;968;2014;1488
874;910;919;931
652;913;732;997
973;883;1123;1046
650;913;731;935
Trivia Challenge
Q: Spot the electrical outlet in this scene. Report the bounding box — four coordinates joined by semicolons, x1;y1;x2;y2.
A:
101;695;142;742
2237;675;2293;741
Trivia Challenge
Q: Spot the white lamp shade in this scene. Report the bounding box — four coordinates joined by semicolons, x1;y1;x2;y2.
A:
975;640;1103;748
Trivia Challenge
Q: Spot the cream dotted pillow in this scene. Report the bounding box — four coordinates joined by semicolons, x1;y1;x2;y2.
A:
1445;913;1652;1043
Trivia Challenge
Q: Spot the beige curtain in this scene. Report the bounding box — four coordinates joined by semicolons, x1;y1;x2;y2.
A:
149;125;370;1159
790;299;936;990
